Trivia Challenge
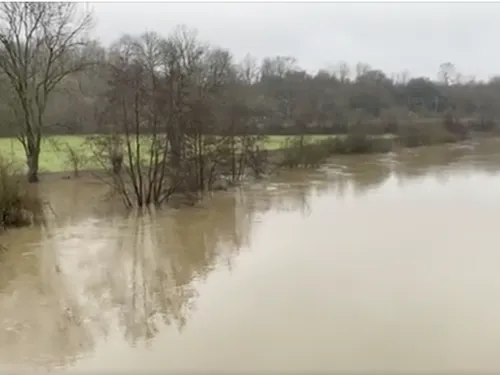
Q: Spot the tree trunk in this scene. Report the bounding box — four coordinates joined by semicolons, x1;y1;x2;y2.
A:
167;131;181;170
26;150;40;183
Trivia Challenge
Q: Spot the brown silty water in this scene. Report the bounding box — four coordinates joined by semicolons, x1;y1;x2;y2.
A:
2;139;500;373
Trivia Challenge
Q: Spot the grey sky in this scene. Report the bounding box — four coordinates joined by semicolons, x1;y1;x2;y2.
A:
90;2;500;81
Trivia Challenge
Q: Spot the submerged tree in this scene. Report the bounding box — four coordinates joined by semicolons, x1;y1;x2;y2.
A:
87;26;269;208
0;2;93;182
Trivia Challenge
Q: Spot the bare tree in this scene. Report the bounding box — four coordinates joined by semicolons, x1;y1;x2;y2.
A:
355;62;371;80
237;53;260;84
438;62;456;86
85;27;274;208
393;70;410;85
162;25;206;172
87;32;179;208
47;137;87;178
260;56;297;80
337;61;350;83
0;3;93;182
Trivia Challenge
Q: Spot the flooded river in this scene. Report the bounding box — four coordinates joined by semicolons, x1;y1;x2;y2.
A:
3;139;500;373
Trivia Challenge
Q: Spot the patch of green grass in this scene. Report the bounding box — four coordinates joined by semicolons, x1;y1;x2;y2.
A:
0;136;89;173
0;135;336;173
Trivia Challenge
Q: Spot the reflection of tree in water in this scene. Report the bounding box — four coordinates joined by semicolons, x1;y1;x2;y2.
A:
267;186;312;216
304;140;500;200
344;160;392;197
69;189;262;348
463;147;500;176
249;162;392;207
244;180;313;218
392;145;466;184
298;141;500;200
82;182;319;343
314;170;351;200
38;177;126;226
0;173;325;372
113;183;319;344
316;155;392;198
121;213;197;342
0;224;94;370
167;193;254;278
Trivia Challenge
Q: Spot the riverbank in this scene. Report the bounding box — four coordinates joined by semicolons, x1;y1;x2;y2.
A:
0;134;334;174
0;131;497;232
264;130;468;168
1;127;496;229
33;130;497;181
0;127;471;174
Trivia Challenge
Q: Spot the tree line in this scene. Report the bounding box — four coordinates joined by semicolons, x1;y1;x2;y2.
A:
0;3;497;188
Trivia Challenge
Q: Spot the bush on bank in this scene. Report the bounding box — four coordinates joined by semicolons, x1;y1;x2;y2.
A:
277;117;467;168
0;157;43;228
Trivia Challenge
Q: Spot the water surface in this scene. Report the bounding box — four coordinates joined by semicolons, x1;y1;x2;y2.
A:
2;139;500;373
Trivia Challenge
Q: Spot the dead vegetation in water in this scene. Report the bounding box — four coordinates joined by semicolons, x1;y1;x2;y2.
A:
0;156;43;229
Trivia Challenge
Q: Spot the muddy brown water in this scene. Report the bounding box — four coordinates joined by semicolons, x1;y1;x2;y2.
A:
3;139;500;373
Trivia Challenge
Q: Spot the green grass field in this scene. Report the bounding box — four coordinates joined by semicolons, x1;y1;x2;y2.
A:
0;135;335;173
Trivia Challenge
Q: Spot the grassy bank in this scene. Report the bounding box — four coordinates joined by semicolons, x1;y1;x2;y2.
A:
0;122;471;174
0;123;477;228
0;135;335;173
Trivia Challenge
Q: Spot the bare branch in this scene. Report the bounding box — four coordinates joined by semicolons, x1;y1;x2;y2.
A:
0;2;94;182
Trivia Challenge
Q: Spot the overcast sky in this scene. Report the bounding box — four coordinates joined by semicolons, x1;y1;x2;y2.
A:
90;2;500;81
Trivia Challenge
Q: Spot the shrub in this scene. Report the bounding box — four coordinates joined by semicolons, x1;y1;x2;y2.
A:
48;138;88;177
397;121;459;148
318;134;393;155
279;136;331;168
397;125;430;148
343;133;373;153
0;157;43;228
